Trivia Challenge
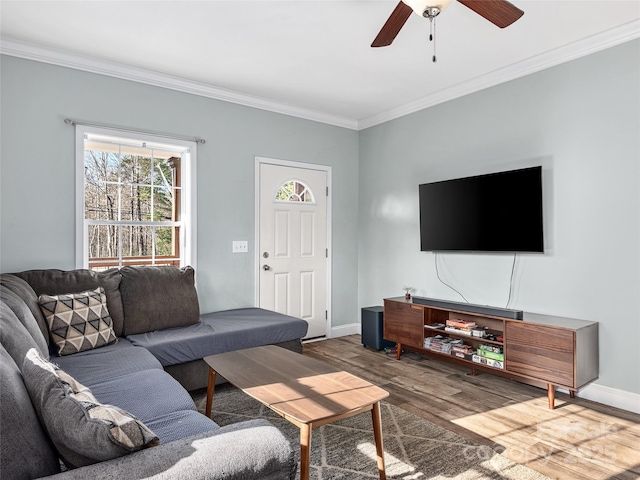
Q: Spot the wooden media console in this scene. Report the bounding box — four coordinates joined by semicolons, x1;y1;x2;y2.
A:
383;296;599;409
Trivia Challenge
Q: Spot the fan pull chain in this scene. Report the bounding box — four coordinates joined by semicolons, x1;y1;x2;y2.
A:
433;18;437;62
429;17;437;63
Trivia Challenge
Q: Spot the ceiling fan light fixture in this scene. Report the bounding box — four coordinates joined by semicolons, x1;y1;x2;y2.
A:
401;0;454;18
371;0;524;49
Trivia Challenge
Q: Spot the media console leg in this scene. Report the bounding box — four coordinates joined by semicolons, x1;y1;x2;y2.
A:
547;383;555;410
570;390;575;398
395;343;401;361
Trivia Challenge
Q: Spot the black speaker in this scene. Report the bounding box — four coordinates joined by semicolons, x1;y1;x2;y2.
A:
361;306;395;350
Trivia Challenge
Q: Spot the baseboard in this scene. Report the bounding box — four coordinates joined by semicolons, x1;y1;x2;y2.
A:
577;383;640;414
330;322;360;338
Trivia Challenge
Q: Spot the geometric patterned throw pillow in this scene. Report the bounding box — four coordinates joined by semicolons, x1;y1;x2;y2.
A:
38;287;117;356
22;348;159;468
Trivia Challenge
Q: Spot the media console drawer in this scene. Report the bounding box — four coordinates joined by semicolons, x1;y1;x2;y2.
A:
506;322;574;387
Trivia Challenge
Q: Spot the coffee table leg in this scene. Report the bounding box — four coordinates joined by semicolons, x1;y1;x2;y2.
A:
372;402;386;480
299;423;312;480
205;368;216;418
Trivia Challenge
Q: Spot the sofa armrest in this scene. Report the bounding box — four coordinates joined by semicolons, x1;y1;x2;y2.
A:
40;420;296;480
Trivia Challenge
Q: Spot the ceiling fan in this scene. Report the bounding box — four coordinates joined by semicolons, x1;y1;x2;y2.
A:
372;0;524;61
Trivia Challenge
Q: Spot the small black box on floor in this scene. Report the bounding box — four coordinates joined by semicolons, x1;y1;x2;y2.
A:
361;306;395;350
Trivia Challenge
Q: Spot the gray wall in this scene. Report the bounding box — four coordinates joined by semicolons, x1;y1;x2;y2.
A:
358;40;640;394
2;39;639;396
0;56;360;327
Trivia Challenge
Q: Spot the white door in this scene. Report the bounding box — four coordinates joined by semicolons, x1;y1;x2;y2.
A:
258;162;328;339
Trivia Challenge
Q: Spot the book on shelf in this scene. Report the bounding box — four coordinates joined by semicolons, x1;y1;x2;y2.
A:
479;344;503;354
472;354;504;369
444;326;473;336
453;351;474;361
477;349;504;362
446;319;477;330
451;344;475;355
424;336;463;354
425;323;445;330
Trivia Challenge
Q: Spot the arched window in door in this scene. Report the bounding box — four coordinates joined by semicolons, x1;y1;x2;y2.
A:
275;180;315;204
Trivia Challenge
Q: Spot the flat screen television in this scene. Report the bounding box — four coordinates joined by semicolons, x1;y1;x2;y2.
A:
419;166;544;253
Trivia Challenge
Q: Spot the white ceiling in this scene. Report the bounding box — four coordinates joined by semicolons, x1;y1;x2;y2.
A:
1;1;639;129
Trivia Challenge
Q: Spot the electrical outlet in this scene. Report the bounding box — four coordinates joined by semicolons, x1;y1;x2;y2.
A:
232;240;248;253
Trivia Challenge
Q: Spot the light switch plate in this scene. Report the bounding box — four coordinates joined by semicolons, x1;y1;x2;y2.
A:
232;240;248;253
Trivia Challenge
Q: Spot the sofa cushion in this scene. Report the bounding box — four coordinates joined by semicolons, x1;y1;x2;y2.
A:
127;308;309;366
0;344;61;480
120;266;200;336
22;348;159;468
89;370;220;444
15;268;125;337
144;410;220;444
0;273;50;345
89;369;200;424
1;285;49;358
0;301;47;367
53;338;162;387
38;287;117;356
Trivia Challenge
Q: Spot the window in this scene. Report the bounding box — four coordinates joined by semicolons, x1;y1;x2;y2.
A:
76;126;196;270
275;180;315;203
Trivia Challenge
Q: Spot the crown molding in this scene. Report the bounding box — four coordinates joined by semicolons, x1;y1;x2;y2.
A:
357;19;640;130
0;38;359;131
2;19;639;132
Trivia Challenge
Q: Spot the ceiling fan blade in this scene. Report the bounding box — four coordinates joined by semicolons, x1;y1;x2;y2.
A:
457;0;524;28
371;1;413;47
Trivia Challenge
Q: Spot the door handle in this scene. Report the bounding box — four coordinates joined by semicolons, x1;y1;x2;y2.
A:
263;264;271;271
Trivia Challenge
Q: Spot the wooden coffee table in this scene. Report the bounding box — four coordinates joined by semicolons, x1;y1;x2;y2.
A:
204;345;389;480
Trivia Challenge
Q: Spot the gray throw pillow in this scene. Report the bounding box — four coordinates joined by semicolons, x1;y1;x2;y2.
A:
22;348;159;468
120;266;200;336
38;287;117;356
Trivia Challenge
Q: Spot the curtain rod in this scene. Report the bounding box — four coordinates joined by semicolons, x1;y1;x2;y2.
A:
64;118;205;144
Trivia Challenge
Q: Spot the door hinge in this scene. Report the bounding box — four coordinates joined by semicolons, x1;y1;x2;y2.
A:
326;186;329;196
325;310;328;320
326;248;328;258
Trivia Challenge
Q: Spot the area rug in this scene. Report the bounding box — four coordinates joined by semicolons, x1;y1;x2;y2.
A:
192;384;549;480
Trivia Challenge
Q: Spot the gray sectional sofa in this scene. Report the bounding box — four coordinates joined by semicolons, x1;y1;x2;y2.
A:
0;265;308;479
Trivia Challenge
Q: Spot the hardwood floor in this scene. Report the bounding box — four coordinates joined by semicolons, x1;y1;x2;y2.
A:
303;335;640;480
